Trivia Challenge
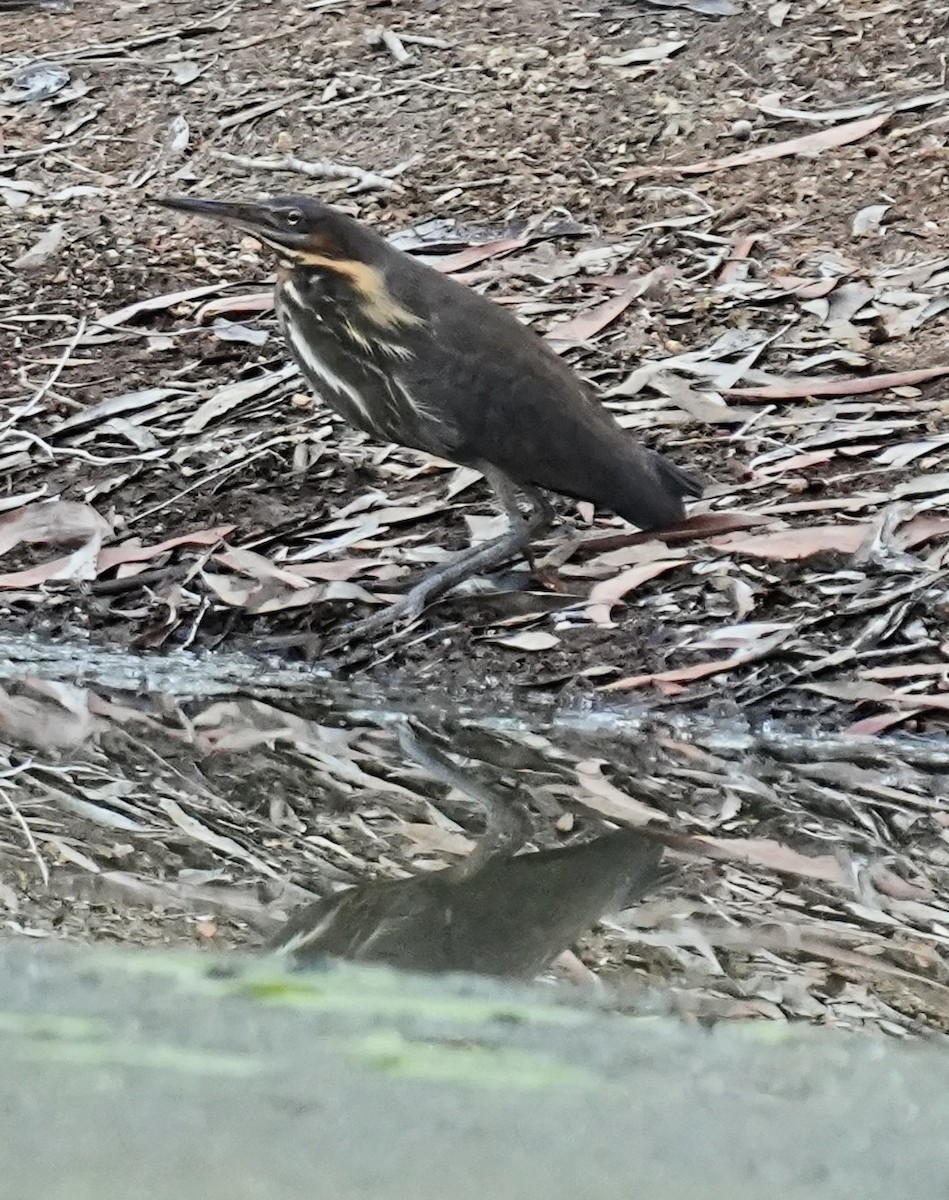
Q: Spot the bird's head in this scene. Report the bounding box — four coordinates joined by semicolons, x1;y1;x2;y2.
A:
154;193;357;264
155;192;419;331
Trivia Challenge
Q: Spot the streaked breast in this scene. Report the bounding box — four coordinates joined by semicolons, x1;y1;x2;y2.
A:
276;275;439;451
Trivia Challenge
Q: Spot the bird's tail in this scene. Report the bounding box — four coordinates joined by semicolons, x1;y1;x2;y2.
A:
610;447;704;532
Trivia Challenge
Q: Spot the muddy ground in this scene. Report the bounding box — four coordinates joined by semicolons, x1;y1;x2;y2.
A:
2;0;949;1034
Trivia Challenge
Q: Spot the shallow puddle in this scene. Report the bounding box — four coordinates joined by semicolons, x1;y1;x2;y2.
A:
1;634;948;1033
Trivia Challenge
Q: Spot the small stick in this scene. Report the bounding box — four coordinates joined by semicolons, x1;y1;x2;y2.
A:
2;315;86;435
211;150;404;194
395;32;452;49
368;26;413;65
0;763;49;887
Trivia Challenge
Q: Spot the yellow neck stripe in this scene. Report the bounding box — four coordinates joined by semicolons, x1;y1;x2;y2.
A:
289;250;420;331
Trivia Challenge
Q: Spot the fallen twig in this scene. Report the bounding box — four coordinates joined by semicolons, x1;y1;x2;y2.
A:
368;26;413;65
393;32;452;49
2;316;86;436
212;150;406;193
0;762;49;887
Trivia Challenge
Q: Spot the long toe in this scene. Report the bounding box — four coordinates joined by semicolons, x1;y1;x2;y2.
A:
328;594;423;650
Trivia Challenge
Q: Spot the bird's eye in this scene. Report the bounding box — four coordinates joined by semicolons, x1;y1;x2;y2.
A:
285;208;302;227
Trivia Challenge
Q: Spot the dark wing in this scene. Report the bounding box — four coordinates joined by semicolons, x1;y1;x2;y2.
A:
394;258;702;531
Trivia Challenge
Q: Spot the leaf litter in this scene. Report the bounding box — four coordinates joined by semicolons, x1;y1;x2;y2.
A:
3;0;949;1030
1;675;948;1033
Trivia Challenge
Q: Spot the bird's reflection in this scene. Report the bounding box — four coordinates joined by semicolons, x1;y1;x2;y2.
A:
268;723;665;978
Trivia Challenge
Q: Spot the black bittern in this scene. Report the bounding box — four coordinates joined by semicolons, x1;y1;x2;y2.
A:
267;723;665;978
156;193;703;636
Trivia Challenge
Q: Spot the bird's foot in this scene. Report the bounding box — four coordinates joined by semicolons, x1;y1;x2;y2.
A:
323;520;545;655
328;589;428;651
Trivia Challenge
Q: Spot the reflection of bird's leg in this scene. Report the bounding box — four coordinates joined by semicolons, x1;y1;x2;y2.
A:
338;465;555;644
397;720;530;878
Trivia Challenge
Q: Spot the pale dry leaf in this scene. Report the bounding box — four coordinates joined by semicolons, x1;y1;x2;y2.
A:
710;524;873;559
195;290;275;321
291;559;383;581
596;41;686;67
605;629;790;690
211;318;269;346
0;546;100;587
168;59;202;85
96;525;235;572
582;559;686;627
574;759;668;825
0;686;101;750
202;572;336;612
45;840;101;874
375;502;453;526
846;711;922;736
159;797;279;878
852;204;890;237
52;386;182;435
182;365;298;433
806;681;949;715
897;514;949;548
400;823;475;857
423;238;528;272
0;501;110;557
625;113;890;179
546;271;671;344
13;223;65;271
444;465;484;500
0;501;112;587
689;621;793;650
893;472;949;499
756;450;836;477
466;513;509;543
755;94;888;123
860;663;949;681
585;541;687;570
0;489;47;515
491;630;561;652
213;548;314;589
0;878;19;913
29;775;146;832
648;372;741;423
724;365;949;400
642;0;732;12
545;281;645;344
94;284;230;330
693;834;849;884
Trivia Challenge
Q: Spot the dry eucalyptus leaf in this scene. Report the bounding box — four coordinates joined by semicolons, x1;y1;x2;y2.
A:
0;501;112;586
596;41;687;68
724;365;949;400
211;318;269;346
626;112;890;179
0;500;110;556
168;60;202;85
755;94;888;123
545;278;653;345
491;630;561;652
96;284;234;330
574;760;667;824
13;223;64;270
852;204;890;237
583;559;687;627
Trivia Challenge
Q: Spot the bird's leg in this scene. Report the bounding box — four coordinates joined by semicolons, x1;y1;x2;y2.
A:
334;466;553;644
396;721;530;878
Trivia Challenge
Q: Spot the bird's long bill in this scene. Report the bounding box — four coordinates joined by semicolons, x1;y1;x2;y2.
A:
154;195;286;244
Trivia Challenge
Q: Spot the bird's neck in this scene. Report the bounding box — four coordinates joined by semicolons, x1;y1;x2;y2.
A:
277;255;420;331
